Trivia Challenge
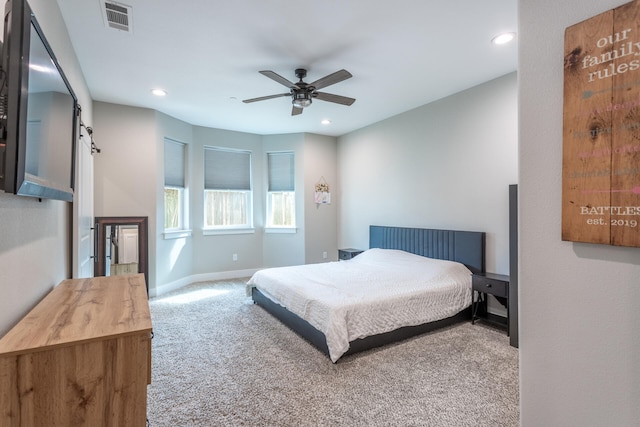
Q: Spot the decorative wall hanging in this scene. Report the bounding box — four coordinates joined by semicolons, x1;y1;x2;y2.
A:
562;0;640;247
314;177;331;204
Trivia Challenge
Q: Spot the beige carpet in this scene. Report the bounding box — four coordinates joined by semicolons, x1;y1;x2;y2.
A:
147;279;519;426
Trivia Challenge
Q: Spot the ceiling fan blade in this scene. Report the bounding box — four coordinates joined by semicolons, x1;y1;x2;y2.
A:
259;70;299;89
314;92;356;106
309;69;352;90
242;93;290;103
291;106;303;116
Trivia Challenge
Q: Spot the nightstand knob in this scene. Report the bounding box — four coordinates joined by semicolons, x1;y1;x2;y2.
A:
485;283;492;288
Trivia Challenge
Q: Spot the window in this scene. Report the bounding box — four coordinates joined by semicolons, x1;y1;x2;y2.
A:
164;139;186;230
204;147;252;229
266;152;295;228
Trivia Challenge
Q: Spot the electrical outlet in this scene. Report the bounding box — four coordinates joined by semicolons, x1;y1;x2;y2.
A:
322;251;327;259
233;253;238;261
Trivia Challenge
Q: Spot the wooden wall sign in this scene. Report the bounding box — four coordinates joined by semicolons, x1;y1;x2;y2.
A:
563;0;640;247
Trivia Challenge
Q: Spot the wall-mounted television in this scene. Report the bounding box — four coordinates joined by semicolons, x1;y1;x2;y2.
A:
0;0;78;202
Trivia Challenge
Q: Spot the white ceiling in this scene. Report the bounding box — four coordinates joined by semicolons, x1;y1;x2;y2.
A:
56;0;517;137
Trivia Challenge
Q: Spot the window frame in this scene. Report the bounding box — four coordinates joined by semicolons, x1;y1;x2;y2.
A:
164;185;185;230
163;138;190;239
203;146;254;233
265;151;296;231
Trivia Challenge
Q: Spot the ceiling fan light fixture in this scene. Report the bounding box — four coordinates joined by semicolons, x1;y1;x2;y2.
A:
292;92;312;108
293;99;312;108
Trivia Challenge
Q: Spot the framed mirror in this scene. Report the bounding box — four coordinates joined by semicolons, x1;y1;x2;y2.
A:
95;216;148;292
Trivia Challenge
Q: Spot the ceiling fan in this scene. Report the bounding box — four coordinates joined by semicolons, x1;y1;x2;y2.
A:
243;68;355;116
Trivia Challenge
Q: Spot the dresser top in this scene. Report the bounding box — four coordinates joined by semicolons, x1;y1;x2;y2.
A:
0;274;152;356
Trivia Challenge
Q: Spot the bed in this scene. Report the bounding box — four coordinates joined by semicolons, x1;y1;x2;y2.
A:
248;225;486;362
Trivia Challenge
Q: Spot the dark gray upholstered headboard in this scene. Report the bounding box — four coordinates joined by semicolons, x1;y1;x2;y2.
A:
369;225;486;274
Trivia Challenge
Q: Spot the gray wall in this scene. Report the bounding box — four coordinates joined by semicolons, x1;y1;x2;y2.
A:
303;133;338;264
93;102;158;287
190;126;264;277
337;72;518;276
0;0;92;336
519;0;640;425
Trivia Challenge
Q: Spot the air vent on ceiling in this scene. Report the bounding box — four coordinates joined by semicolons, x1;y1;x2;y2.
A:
101;1;133;33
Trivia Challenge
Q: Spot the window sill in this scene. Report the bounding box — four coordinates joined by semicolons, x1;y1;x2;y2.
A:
163;229;192;240
203;228;255;236
264;227;297;234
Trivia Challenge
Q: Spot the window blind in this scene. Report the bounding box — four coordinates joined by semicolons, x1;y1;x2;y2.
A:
164;139;185;187
267;152;294;191
204;147;251;190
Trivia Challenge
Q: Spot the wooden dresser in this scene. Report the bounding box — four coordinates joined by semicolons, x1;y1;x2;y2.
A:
0;274;152;426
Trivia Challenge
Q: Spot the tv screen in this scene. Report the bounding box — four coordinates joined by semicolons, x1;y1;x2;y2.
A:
0;0;78;202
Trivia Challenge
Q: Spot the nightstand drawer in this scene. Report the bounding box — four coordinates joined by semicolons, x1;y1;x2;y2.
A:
338;248;363;260
472;275;508;298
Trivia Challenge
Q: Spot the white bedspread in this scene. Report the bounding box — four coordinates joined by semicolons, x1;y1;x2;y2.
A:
247;248;472;362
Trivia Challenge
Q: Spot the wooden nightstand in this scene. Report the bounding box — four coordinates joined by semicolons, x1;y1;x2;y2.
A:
338;248;364;260
471;272;509;334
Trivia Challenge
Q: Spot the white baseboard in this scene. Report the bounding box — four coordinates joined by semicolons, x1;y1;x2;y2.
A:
150;268;259;297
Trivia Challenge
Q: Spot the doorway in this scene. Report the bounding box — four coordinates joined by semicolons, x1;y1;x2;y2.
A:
95;216;148;292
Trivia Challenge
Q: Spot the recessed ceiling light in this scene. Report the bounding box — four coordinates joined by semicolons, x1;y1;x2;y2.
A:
492;32;516;45
151;88;167;97
321;119;332;125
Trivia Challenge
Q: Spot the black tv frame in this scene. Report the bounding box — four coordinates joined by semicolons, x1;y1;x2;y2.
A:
0;0;79;202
